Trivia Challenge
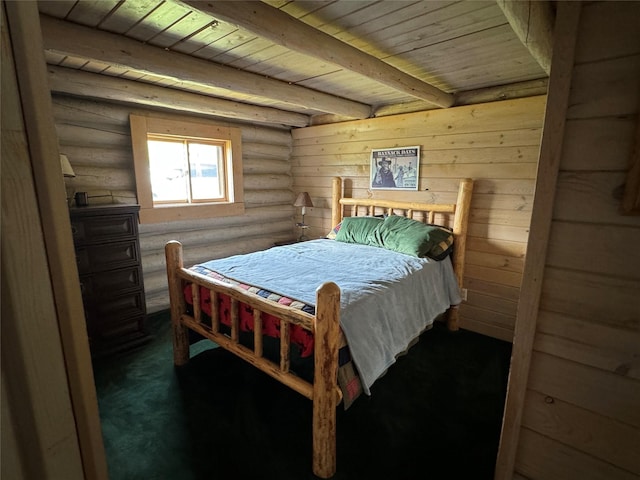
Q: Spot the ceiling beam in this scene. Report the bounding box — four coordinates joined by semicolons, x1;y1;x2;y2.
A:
372;79;549;118
496;0;554;75
47;65;311;128
39;15;372;120
181;0;455;109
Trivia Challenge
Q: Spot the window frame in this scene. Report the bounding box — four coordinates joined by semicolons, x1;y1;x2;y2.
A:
130;114;244;223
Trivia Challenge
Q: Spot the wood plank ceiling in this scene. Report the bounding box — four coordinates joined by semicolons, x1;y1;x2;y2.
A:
38;0;552;128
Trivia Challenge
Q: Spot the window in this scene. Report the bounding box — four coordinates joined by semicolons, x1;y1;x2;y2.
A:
130;114;244;223
147;137;226;204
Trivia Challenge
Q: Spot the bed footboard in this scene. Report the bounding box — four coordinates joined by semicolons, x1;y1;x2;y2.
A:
165;240;341;478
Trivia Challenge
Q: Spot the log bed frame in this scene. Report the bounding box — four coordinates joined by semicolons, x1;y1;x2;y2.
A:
165;177;473;478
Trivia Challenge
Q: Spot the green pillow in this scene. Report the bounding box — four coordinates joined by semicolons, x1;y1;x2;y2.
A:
334;216;384;245
370;215;454;259
424;225;455;260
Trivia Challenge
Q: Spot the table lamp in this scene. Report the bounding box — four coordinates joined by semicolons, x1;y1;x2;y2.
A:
294;191;313;241
60;154;75;177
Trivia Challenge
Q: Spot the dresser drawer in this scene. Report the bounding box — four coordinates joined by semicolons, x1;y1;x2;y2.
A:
76;240;140;274
71;213;137;245
80;266;143;298
94;291;145;320
95;319;145;342
90;296;145;342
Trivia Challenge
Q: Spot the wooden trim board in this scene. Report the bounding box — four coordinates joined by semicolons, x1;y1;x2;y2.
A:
494;3;582;479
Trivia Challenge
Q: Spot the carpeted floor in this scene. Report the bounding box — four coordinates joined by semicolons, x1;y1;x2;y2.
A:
92;311;512;480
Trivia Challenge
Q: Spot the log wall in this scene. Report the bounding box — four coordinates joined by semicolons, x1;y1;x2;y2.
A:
291;95;547;340
54;96;295;312
513;2;640;478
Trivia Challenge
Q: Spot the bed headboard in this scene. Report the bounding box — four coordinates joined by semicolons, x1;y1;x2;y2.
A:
330;177;474;292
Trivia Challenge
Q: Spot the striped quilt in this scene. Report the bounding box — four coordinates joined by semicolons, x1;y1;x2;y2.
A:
183;265;363;408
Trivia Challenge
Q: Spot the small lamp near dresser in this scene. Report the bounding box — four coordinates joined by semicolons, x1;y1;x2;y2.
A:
60;153;75;178
60;153;76;207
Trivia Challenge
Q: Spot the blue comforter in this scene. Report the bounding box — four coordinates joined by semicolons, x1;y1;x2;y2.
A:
195;239;461;395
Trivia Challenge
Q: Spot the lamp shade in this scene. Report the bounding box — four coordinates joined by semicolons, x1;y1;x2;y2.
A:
293;191;313;208
60;154;75;178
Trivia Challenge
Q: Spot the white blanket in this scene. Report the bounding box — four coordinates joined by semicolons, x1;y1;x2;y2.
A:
195;239;461;395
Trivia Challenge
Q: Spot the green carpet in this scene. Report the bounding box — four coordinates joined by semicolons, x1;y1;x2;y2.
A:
92;311;512;479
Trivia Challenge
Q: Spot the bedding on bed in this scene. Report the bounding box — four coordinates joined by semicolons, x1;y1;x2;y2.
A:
184;268;316;356
187;239;461;398
183;279;363;408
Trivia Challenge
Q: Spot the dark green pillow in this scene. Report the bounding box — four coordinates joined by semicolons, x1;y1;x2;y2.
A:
424;225;455;260
334;216;384;245
370;215;454;259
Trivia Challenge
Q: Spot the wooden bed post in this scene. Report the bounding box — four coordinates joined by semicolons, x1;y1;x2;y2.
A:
312;281;341;479
165;240;190;365
331;176;343;229
448;178;474;331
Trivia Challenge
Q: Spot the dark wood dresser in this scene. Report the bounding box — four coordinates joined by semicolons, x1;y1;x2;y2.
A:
69;204;149;357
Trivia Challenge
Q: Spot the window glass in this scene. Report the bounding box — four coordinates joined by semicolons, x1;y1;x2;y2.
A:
188;142;225;201
148;139;188;203
147;138;226;204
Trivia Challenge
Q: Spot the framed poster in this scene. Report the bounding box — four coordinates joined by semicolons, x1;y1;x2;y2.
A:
370;146;420;190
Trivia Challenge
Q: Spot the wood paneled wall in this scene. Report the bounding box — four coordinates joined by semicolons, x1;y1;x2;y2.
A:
514;2;640;478
291;95;547;341
54;96;295;312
